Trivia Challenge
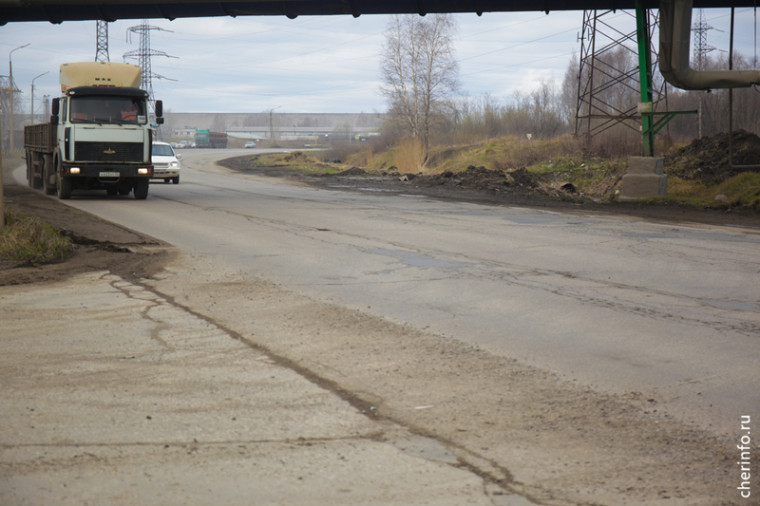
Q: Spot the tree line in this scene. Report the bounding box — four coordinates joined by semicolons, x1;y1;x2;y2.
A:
380;14;760;161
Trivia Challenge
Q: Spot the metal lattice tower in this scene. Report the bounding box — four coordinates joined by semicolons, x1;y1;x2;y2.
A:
95;21;110;62
692;9;718;70
574;9;668;142
123;19;176;113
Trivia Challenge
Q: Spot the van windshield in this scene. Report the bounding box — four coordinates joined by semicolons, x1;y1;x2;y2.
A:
70;96;147;125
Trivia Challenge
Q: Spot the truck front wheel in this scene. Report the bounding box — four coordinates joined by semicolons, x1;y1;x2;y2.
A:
44;158;58;195
25;152;33;188
57;175;72;200
133;179;149;200
28;152;44;190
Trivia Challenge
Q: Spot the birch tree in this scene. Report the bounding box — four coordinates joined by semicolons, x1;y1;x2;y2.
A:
381;14;459;165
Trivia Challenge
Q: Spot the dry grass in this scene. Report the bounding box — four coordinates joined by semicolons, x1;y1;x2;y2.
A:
0;207;74;265
394;138;425;173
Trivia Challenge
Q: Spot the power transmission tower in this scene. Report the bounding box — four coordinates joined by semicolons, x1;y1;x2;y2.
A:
690;9;721;138
574;9;668;144
95;21;110;62
691;9;718;70
123;19;177;114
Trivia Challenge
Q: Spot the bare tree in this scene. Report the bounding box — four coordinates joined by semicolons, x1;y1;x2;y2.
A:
381;14;459;165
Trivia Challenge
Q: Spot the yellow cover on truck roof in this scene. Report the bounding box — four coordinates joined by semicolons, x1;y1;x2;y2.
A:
59;62;141;91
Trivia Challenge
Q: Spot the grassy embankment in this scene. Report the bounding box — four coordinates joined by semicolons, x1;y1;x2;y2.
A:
249;135;760;211
0;206;74;265
665;172;760;210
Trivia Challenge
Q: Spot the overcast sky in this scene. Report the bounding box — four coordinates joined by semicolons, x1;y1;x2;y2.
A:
1;8;757;115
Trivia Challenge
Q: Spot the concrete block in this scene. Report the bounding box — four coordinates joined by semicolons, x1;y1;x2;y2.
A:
618;156;667;201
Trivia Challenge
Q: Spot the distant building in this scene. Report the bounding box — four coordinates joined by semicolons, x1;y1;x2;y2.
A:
163;112;384;142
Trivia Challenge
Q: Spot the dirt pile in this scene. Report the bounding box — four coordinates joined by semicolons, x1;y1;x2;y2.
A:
665;129;760;183
337;167;368;176
406;165;578;201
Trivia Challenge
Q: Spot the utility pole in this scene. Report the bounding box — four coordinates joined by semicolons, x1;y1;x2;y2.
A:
30;71;49;124
8;43;29;153
0;75;7;230
268;106;281;144
2;43;30;230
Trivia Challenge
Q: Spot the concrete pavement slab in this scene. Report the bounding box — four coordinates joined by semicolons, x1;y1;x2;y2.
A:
0;271;504;505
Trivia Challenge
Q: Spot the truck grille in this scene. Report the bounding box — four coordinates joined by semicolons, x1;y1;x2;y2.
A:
75;142;144;162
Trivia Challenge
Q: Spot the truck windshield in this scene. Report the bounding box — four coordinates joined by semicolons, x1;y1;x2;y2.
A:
70;95;147;125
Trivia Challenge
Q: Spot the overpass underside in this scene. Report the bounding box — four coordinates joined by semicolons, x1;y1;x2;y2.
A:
0;0;755;24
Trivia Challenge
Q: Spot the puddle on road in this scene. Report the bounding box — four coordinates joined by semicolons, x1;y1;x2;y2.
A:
370;248;472;270
326;183;426;199
695;298;759;312
502;213;596;226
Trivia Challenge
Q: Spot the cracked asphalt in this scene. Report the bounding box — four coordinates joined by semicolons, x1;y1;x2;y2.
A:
0;270;521;505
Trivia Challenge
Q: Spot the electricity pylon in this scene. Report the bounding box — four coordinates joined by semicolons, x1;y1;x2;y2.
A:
692;9;719;70
123;19;177;114
574;9;668;144
95;21;110;62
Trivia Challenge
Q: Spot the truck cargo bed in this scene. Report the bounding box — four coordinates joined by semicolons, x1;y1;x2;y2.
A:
24;123;55;152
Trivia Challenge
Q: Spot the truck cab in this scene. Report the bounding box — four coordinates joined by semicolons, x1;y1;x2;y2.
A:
25;62;163;200
52;85;159;198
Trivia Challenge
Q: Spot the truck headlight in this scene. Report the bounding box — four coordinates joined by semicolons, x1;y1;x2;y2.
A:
138;168;150;175
69;167;81;174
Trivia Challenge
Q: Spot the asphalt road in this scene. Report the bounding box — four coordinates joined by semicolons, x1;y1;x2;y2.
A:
10;148;759;438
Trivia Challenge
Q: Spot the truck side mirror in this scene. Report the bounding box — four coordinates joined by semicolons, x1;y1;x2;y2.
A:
51;98;60;123
155;100;163;118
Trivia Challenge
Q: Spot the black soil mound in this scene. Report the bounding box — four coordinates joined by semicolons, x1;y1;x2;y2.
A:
665;130;760;183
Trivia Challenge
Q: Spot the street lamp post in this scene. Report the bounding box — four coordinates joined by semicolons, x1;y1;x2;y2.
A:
31;71;49;125
1;43;29;229
268;106;281;144
8;43;30;152
0;74;6;228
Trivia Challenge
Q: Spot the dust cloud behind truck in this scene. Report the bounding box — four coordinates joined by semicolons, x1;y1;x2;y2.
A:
23;61;163;199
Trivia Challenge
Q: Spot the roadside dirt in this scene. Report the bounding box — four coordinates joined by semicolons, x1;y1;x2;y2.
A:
0;184;173;286
219;151;760;229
